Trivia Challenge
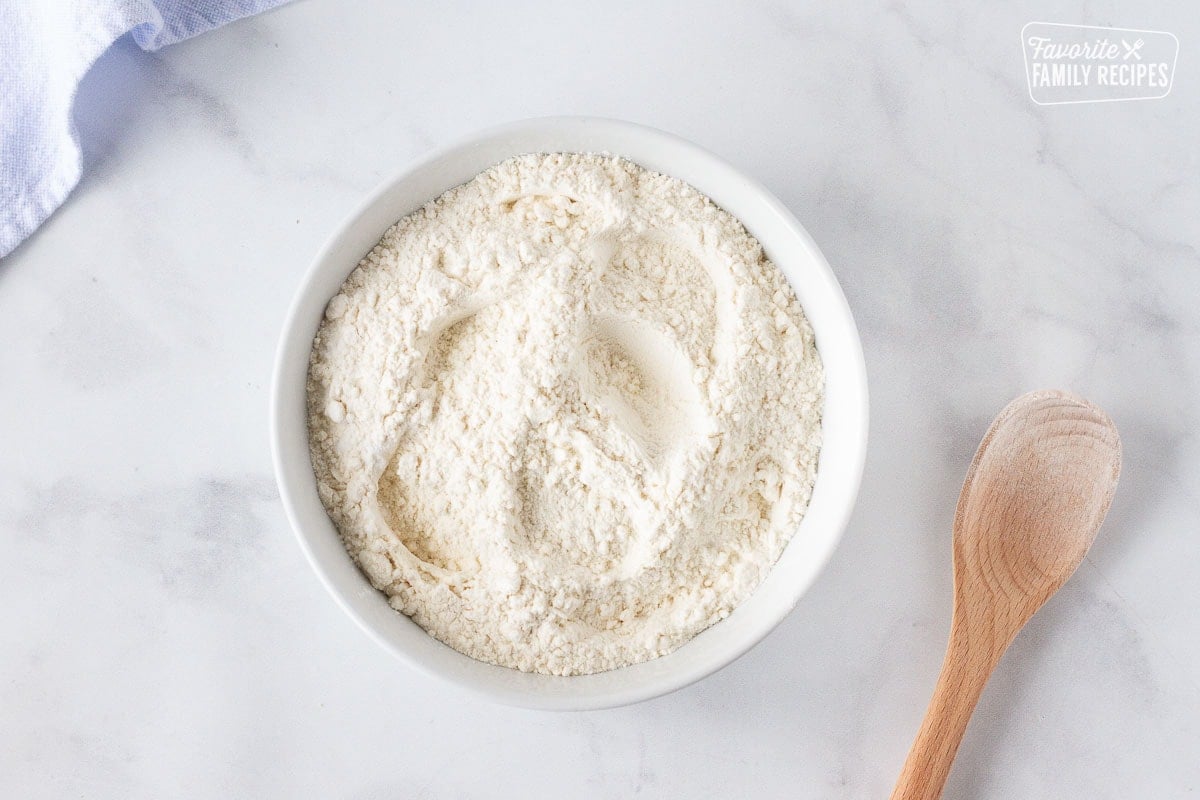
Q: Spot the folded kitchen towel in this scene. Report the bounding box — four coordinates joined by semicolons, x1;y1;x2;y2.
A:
0;0;289;258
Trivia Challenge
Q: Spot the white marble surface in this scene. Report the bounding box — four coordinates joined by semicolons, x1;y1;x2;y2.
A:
2;1;1198;797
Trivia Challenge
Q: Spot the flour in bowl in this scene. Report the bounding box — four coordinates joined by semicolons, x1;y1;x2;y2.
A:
307;153;823;675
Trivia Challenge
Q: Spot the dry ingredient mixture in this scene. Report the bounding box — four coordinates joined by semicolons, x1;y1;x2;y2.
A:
307;153;823;675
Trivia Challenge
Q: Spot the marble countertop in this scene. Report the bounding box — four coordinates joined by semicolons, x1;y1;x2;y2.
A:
3;1;1197;797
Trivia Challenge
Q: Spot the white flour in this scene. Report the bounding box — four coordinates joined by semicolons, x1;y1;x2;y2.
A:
307;153;823;675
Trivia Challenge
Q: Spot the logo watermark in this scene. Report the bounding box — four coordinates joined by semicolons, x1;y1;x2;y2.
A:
1022;22;1178;105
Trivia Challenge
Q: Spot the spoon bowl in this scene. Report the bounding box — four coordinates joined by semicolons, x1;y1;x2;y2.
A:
954;390;1123;629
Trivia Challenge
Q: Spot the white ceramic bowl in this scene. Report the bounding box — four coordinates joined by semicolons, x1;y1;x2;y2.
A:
271;117;868;710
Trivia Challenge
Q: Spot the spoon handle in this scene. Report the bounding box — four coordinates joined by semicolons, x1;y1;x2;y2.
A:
889;615;1003;800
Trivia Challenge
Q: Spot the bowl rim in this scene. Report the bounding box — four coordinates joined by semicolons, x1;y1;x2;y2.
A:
270;116;868;710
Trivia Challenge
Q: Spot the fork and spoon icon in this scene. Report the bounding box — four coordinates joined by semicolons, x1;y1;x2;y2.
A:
1121;38;1145;60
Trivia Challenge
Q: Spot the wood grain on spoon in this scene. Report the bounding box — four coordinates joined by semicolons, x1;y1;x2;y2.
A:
890;390;1122;800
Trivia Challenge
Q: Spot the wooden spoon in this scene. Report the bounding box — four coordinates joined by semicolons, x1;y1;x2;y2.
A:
890;390;1122;800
